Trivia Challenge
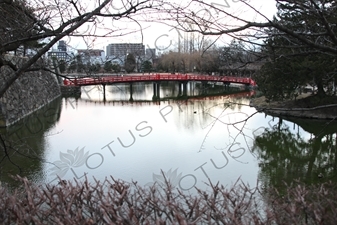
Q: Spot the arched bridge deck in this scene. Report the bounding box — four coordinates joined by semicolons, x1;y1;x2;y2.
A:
63;73;257;86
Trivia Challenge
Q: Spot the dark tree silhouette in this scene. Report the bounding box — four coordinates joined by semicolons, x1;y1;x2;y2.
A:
124;53;136;73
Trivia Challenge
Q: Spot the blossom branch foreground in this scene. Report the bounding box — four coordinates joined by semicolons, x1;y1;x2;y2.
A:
0;176;336;224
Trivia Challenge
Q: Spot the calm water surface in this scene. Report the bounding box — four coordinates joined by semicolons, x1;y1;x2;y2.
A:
1;82;337;193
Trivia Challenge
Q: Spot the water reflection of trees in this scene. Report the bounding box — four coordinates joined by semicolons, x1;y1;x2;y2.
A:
252;118;337;191
0;97;62;187
170;93;252;137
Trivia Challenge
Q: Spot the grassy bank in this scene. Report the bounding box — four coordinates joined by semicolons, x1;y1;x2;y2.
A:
250;93;337;119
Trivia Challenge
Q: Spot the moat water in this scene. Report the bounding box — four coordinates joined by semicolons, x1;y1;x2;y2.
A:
1;81;337;194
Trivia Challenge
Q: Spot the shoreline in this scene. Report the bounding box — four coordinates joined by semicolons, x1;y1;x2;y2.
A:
249;94;337;120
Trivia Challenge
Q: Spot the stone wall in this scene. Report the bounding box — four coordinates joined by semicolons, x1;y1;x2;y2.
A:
60;85;81;97
0;55;61;127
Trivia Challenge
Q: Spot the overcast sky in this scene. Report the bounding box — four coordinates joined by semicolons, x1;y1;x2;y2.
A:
58;0;277;54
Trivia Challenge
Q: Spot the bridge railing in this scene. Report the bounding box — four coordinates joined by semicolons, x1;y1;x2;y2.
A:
63;73;256;86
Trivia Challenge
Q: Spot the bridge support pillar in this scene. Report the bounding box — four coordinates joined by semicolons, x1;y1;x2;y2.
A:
152;82;161;100
223;82;230;90
183;81;188;96
201;81;208;94
153;82;157;100
178;82;182;97
244;83;251;91
178;82;183;97
102;84;106;102
178;81;188;97
129;83;134;101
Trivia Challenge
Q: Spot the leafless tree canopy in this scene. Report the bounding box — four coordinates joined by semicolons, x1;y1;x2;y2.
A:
1;176;337;224
161;0;337;55
0;0;162;97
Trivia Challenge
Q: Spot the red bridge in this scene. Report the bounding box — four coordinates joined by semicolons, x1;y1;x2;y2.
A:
63;73;256;86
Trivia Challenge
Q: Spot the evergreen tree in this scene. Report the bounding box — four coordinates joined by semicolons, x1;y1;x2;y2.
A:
112;63;121;73
94;63;101;73
76;55;85;73
124;53;136;73
20;40;45;56
104;61;113;72
68;61;77;73
58;60;67;73
257;0;337;101
142;60;153;73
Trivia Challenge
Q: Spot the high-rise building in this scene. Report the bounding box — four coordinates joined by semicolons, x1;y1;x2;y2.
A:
48;41;72;61
106;43;145;59
58;40;67;52
145;48;156;60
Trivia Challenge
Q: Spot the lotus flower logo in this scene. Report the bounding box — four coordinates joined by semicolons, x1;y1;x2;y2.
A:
147;168;183;188
50;147;89;178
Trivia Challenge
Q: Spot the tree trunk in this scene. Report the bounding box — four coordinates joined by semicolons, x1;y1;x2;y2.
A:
315;75;326;97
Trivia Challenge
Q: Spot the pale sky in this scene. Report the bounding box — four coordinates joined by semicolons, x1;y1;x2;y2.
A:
59;0;277;54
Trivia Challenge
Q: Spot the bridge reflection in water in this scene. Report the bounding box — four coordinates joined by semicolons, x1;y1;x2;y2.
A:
64;89;255;109
62;73;256;102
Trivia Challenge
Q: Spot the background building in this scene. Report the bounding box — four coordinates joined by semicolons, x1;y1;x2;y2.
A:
105;43;146;72
48;40;73;61
106;43;145;62
77;49;105;64
145;48;156;62
58;40;67;52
